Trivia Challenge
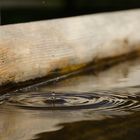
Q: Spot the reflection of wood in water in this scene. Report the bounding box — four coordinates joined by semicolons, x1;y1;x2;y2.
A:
0;107;62;140
0;104;109;140
36;57;140;93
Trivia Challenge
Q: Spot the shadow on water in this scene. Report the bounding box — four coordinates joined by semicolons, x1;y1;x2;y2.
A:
0;57;140;140
33;112;140;140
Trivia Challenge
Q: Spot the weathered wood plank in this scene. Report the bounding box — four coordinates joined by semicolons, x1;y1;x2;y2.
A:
0;9;140;86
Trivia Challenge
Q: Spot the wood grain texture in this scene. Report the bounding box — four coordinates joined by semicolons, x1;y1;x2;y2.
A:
0;9;140;86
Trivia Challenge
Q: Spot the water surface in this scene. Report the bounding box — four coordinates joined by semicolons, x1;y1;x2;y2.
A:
0;58;140;140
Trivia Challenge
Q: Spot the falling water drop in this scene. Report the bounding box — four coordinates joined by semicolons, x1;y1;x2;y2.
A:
51;92;56;101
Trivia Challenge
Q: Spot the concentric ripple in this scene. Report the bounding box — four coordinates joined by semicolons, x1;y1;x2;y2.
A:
1;88;140;111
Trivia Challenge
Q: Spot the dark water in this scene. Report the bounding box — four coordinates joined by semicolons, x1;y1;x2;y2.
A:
0;58;140;140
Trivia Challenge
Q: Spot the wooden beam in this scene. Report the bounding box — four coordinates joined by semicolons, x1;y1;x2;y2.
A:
0;9;140;87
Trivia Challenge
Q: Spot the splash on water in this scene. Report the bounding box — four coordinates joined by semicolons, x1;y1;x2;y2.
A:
1;87;140;112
